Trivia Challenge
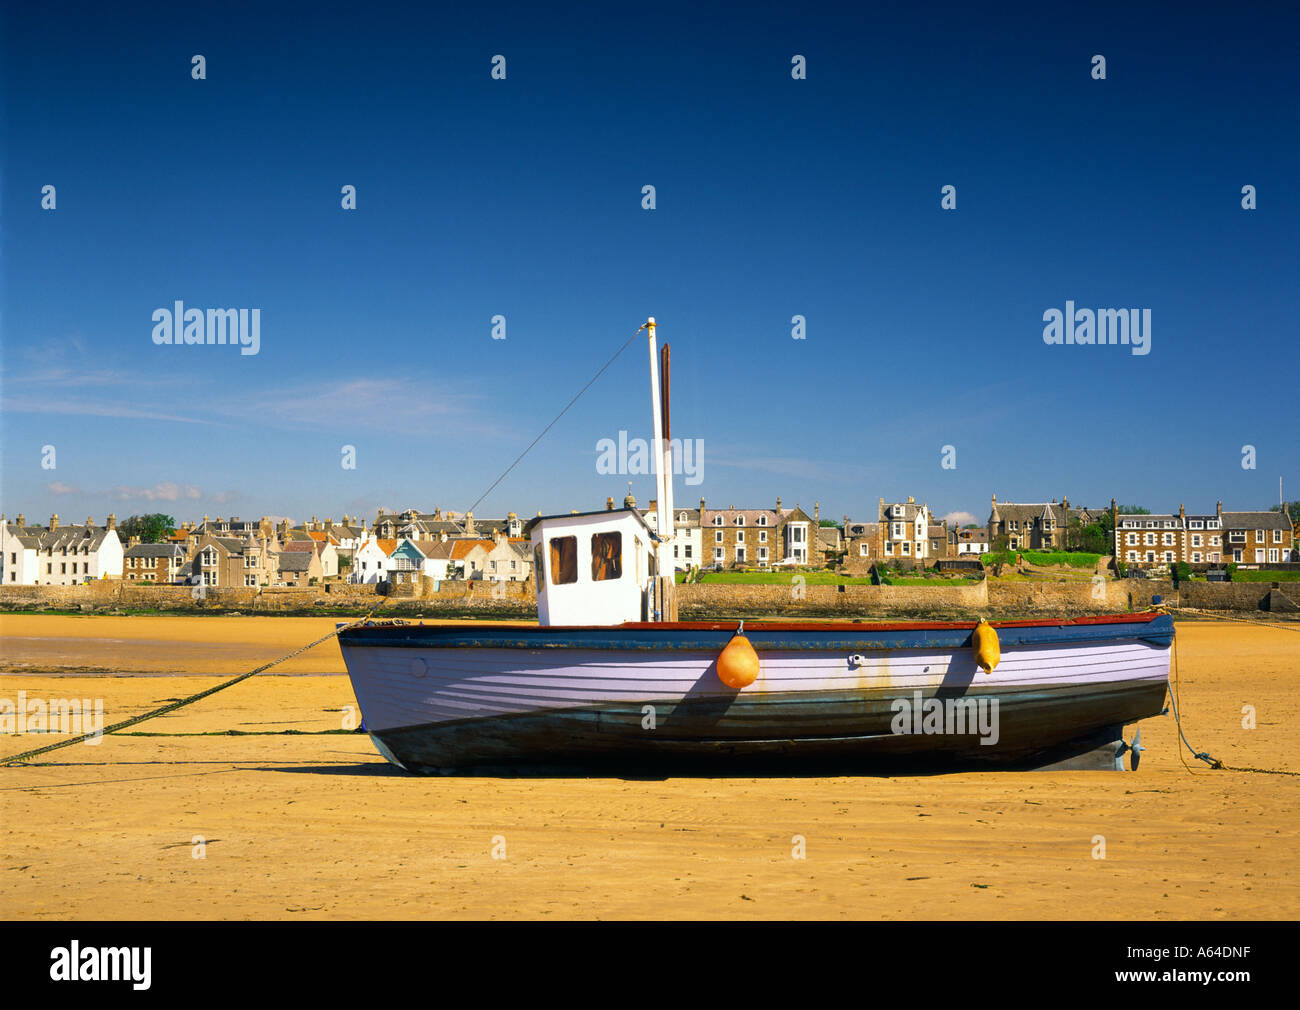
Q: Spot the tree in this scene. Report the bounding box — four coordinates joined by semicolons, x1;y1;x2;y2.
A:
1117;504;1151;514
118;513;175;544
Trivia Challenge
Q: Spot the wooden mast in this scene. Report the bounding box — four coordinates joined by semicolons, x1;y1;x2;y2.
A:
646;318;677;621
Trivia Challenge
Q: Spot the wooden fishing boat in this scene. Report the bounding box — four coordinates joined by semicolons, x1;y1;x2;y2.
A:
338;319;1171;773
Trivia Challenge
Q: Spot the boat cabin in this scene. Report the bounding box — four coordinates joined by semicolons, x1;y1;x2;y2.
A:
526;508;659;626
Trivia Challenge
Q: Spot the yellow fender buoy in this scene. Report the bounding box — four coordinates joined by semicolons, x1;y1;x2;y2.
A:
972;619;1000;674
717;633;760;689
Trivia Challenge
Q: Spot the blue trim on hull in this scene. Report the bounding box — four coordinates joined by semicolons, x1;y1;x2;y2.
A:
340;614;1175;653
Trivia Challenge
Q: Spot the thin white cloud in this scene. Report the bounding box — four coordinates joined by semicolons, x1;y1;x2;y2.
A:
943;510;980;527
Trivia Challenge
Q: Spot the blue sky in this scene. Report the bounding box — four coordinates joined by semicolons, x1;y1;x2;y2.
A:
3;1;1297;529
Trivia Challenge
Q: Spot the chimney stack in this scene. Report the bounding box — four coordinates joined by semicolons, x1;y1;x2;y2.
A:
1216;500;1223;518
16;514;24;528
107;513;117;530
86;516;94;528
699;497;705;513
814;501;820;523
776;496;782;512
49;514;59;530
606;497;615;511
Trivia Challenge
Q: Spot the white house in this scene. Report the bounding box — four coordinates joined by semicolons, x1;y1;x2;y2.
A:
640;500;702;573
350;536;396;584
1;514;124;585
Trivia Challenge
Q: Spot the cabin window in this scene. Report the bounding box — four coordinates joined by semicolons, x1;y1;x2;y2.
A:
548;537;577;585
591;532;622;582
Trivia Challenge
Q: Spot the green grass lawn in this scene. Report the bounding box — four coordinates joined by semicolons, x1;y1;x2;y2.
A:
982;550;1101;569
1227;569;1300;582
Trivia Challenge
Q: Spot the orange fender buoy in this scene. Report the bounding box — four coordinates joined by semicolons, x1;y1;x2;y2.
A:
717;634;760;689
972;619;1000;674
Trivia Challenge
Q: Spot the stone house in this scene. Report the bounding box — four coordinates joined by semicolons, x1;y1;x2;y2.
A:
878;497;933;566
1111;501;1293;569
280;535;339;578
840;519;881;574
123;541;190;583
276;548;323;587
188;534;277;588
987;495;1106;552
700;498;822;569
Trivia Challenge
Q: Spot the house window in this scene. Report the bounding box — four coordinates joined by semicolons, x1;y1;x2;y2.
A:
1256;530;1265;542
1164;552;1174;563
1190;520;1203;529
1192;553;1201;563
758;547;768;561
245;574;257;587
759;531;767;543
684;545;692;559
735;547;746;562
860;544;869;556
548;536;577;585
756;516;767;526
714;548;723;561
715;531;723;544
1126;534;1137;545
1144;534;1155;546
1229;532;1245;543
1268;549;1279;563
1126;552;1138;562
1192;534;1202;547
591;532;621;582
1255;550;1265;563
1274;530;1283;543
1233;549;1243;562
736;531;744;543
901;542;910;555
713;516;723;526
885;543;894;555
734;515;745;526
1162;534;1175;546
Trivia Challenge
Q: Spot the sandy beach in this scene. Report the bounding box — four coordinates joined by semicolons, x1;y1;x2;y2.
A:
1;614;1297;920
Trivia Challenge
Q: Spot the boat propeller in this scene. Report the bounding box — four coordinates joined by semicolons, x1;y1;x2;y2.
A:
1114;728;1145;771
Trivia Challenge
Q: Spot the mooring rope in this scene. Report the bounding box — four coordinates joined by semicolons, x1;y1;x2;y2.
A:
1166;605;1300;631
1164;623;1298;777
1;605;386;766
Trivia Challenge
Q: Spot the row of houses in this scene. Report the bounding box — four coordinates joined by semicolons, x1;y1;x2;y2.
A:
2;493;1293;586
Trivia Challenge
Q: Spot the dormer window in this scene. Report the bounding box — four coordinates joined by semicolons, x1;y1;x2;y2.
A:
757;515;767;526
734;515;745;526
713;516;723;526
